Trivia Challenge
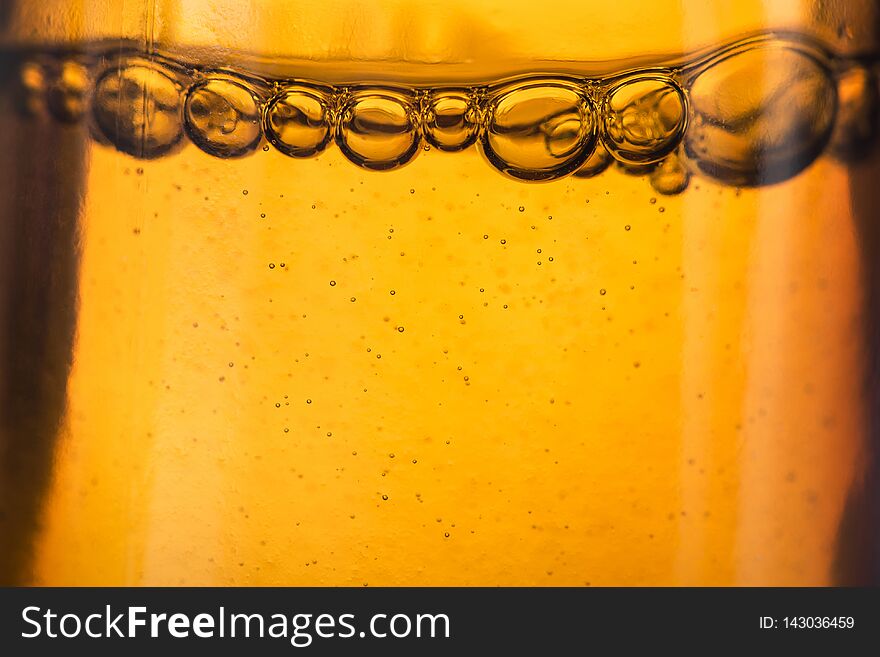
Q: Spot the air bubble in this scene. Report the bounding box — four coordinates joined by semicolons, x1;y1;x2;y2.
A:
93;61;184;159
336;90;421;170
265;86;333;158
46;60;91;123
602;75;687;164
480;81;597;181
423;90;480;151
649;150;690;195
685;42;836;186
18;61;47;116
185;77;263;158
829;64;878;161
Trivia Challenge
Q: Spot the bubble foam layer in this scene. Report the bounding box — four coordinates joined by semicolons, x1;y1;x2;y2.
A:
10;32;879;190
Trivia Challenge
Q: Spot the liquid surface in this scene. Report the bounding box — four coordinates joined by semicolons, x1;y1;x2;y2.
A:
0;30;878;586
8;32;879;184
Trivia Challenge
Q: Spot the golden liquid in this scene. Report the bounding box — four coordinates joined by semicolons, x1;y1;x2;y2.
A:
1;2;879;586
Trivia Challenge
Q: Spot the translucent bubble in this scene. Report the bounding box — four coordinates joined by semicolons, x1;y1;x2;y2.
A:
46;60;91;123
93;62;184;159
423;90;480;152
602;75;687;164
829;64;878;161
336;90;421;170
649;150;690;195
572;142;612;178
265;86;333;158
685;42;836;186
17;60;47;116
480;81;597;181
184;77;263;158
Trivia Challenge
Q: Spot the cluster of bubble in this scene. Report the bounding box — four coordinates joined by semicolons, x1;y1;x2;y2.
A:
16;34;879;192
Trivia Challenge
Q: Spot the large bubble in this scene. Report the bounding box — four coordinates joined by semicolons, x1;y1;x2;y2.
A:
92;61;184;159
684;42;837;186
184;77;264;158
480;81;597;181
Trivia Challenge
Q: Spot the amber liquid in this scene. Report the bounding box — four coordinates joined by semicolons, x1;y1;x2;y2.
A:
1;28;879;585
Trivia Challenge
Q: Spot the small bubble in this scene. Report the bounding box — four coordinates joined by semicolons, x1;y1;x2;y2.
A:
350;297;357;302
311;204;316;209
275;403;281;408
650;150;690;195
483;234;489;239
330;280;336;286
624;225;631;231
306;399;312;404
500;239;507;244
327;432;332;437
389;290;396;296
389;453;395;458
242;189;248;195
412;459;417;464
268;263;275;269
444;532;450;538
518;205;525;212
262;145;270;151
228;362;234;367
649;197;657;204
260;212;266;218
409;188;415;194
382;494;389;501
135;167;144;175
284;428;289;433
279;263;286;268
658;207;666;213
397;326;405;332
599;288;607;295
548;257;554;262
